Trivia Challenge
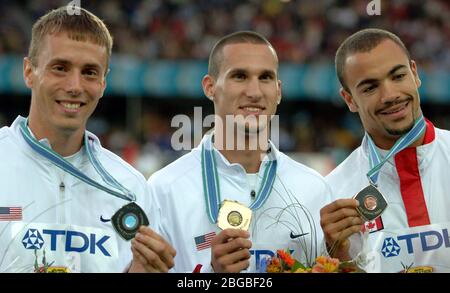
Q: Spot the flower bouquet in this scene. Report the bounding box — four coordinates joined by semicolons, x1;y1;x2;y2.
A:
262;249;365;273
255;178;365;273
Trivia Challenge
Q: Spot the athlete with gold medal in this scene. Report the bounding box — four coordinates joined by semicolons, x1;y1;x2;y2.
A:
148;31;332;273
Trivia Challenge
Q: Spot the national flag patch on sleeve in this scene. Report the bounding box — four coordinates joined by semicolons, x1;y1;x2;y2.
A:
0;207;22;221
361;217;384;233
194;231;216;251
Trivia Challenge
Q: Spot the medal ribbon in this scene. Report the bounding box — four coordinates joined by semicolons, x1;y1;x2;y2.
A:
20;119;135;202
201;135;277;224
366;114;426;186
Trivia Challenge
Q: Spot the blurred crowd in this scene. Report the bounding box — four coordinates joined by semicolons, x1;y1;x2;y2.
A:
1;0;449;177
1;0;449;70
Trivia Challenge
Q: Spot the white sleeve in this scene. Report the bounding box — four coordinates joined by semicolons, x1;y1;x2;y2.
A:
146;180;164;236
199;263;215;273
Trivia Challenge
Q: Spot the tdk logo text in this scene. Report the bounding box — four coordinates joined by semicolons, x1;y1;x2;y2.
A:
22;228;111;257
381;229;450;258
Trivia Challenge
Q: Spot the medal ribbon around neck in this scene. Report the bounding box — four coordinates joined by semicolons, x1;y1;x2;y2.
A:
201;135;277;224
20;118;135;202
366;114;426;186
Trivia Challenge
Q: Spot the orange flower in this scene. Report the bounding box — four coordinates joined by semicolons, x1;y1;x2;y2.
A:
311;256;340;273
276;250;295;268
270;257;280;266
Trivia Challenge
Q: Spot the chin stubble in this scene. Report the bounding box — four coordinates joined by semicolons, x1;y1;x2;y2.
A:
385;119;414;136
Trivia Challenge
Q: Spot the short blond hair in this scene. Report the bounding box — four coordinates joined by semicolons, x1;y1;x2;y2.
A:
28;6;113;71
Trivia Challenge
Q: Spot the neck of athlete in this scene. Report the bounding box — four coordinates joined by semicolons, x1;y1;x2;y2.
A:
214;125;269;174
373;132;426;150
28;115;84;157
373;111;427;150
372;123;427;150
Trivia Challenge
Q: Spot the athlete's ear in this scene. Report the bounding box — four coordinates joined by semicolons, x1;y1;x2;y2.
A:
98;69;107;99
340;88;358;112
410;60;421;88
276;79;282;105
202;75;215;101
23;57;34;89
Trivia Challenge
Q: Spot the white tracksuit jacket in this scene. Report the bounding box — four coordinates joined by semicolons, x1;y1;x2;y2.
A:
326;120;450;272
0;116;154;273
148;134;331;272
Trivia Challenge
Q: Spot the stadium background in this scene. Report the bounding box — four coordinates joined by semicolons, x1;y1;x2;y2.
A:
0;0;449;178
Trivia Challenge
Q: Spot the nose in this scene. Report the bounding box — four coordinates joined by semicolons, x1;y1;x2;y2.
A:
379;80;400;104
65;70;83;96
244;77;263;100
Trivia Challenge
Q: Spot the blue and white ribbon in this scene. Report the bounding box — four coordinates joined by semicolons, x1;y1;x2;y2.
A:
20;119;135;202
366;114;426;186
201;135;277;224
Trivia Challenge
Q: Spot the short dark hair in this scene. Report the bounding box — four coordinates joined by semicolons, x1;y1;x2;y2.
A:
28;6;113;71
208;31;278;78
335;28;410;92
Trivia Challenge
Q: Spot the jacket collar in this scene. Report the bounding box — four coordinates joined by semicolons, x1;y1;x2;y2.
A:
361;118;436;171
10;115;99;166
195;132;281;177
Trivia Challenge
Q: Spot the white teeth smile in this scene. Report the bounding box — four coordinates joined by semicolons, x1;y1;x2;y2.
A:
60;102;81;109
244;107;261;112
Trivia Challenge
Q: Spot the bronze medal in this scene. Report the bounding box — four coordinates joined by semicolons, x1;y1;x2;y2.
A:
353;185;388;221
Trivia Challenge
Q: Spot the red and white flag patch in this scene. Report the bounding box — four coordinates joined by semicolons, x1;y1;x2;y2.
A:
361;217;384;233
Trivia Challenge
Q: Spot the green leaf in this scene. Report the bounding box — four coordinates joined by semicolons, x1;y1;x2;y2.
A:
291;260;306;272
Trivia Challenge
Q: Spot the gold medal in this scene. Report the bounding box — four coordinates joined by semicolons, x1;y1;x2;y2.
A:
217;200;252;231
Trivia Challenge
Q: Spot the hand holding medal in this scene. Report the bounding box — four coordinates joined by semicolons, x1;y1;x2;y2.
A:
201;135;276;272
357;115;426;221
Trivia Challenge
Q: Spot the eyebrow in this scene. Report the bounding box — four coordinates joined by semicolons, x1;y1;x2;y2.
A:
356;64;407;89
261;69;276;77
48;58;102;70
228;68;247;75
48;58;71;66
388;64;407;75
228;68;276;76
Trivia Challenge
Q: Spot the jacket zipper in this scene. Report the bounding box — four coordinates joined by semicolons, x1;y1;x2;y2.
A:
59;181;65;223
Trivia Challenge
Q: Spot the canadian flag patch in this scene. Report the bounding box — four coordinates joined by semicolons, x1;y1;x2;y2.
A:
361;217;384;233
